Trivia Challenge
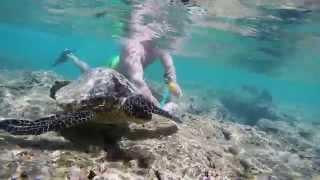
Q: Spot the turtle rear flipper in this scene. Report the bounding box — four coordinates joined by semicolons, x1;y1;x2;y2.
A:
50;80;71;99
0;111;94;135
52;49;74;67
122;95;181;123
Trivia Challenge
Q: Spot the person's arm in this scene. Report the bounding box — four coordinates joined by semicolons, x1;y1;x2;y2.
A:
158;50;182;97
160;50;177;82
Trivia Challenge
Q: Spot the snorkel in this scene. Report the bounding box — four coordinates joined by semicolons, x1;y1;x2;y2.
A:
106;55;120;69
107;55;120;69
160;86;171;108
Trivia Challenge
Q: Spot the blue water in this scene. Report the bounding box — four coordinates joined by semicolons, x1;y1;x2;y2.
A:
1;0;320;121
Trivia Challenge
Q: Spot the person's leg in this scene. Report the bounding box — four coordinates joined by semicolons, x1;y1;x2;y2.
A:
118;41;160;106
66;53;90;74
130;68;160;106
54;49;90;74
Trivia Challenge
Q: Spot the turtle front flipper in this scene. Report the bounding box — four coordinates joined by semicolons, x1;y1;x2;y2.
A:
151;104;182;123
0;111;95;135
122;95;181;123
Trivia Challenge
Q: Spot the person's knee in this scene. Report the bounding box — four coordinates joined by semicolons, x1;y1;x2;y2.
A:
124;40;144;56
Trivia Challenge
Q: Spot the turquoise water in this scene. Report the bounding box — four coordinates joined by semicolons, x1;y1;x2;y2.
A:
1;0;320;121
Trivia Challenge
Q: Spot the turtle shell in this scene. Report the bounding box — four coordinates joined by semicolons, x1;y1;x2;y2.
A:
55;68;139;110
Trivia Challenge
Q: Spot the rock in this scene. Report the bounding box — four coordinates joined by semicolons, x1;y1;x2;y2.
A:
68;166;85;180
227;145;240;155
0;70;61;119
127;114;178;139
20;171;28;179
239;158;252;171
219;86;280;125
222;128;232;140
256;119;292;134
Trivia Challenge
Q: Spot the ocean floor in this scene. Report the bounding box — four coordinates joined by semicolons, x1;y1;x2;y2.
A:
0;70;319;180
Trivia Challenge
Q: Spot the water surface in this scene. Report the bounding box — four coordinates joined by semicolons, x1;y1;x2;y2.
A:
0;0;319;120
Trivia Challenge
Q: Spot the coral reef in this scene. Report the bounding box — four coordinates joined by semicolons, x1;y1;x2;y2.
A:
219;85;278;125
0;70;319;179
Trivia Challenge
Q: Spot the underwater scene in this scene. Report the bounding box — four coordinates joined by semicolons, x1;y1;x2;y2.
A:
0;0;320;179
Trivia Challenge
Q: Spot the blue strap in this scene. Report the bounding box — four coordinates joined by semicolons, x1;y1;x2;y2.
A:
160;87;171;108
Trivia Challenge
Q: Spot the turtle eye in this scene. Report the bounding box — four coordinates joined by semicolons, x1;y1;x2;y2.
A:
170;0;190;5
181;0;190;5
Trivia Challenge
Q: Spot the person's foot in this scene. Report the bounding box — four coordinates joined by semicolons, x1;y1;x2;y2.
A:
52;48;74;67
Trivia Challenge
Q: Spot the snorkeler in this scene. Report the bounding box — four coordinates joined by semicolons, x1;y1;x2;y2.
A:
112;0;185;107
106;0;186;108
54;0;191;111
117;39;183;106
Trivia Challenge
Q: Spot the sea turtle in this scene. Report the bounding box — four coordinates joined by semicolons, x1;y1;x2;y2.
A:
0;68;179;135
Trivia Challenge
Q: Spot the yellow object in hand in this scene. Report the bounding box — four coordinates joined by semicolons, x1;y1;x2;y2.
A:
168;81;180;97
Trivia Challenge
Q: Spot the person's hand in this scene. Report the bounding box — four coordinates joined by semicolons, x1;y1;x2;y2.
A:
168;81;183;97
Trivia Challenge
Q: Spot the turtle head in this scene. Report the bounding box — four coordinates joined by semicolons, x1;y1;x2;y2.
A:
121;94;181;123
